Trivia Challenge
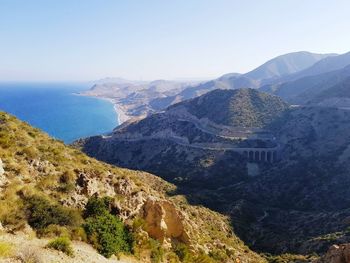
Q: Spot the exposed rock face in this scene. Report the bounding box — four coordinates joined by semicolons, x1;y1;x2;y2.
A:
141;197;189;245
0;158;6;187
314;244;350;263
0;159;4;176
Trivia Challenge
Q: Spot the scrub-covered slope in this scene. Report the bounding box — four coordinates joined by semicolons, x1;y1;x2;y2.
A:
0;112;265;263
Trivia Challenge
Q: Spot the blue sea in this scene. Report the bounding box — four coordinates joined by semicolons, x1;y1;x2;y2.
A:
0;83;118;143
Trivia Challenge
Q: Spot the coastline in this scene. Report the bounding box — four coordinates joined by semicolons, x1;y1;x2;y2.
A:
75;92;130;125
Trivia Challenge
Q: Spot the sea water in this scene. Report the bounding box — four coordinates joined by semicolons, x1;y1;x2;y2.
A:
0;82;118;143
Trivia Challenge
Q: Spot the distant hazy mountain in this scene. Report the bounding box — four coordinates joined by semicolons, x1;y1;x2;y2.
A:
82;79;199;122
152;51;334;110
244;51;334;82
93;77;144;85
271;51;350;85
310;76;350;107
86;51;339;122
261;64;350;104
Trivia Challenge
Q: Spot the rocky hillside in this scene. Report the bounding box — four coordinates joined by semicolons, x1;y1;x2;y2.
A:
78;86;350;259
77;89;288;186
0;111;265;263
214;106;350;253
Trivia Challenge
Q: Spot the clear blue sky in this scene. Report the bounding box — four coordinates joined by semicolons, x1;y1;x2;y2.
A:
1;0;350;81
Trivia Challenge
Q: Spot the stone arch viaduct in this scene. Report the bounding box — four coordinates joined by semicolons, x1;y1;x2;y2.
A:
232;147;280;163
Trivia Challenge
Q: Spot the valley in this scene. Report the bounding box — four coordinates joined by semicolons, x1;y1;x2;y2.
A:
75;51;350;262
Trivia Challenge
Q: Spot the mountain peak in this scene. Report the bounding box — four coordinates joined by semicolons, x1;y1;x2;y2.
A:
172;88;289;128
244;51;336;81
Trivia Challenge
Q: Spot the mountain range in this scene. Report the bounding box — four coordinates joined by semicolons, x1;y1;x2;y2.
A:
84;51;348;122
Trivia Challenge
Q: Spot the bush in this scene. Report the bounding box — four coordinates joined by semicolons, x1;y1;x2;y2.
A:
83;196;112;218
83;197;132;258
0;241;13;258
148;238;164;263
46;237;74;256
173;242;191;262
25;195;82;230
37;224;70;238
84;213;131;258
70;227;88;242
208;249;228;261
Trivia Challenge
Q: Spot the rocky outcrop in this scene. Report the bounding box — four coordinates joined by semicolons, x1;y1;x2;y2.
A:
141;197;189;245
0;159;4;175
0;158;6;187
70;172;190;245
314;244;350;263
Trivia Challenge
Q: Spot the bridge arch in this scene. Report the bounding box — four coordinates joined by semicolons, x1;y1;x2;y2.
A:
267;151;271;162
272;151;277;162
243;151;248;158
255;151;260;161
249;151;254;161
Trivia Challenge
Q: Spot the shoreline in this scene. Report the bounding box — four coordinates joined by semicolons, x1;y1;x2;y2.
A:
75;92;130;125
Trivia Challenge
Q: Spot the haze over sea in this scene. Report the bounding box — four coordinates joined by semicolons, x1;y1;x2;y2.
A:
0;83;118;143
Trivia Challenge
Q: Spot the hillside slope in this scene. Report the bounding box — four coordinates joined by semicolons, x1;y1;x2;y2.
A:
77;89;288;185
260;65;350;104
0;112;265;263
78;88;350;257
244;51;333;81
178;89;289;127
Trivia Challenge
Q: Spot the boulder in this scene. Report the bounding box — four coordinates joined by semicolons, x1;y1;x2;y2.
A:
141;197;190;245
314;244;350;263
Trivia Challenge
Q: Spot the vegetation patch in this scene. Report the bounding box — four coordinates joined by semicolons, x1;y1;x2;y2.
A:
83;197;132;258
0;241;13;258
46;236;74;256
25;195;82;230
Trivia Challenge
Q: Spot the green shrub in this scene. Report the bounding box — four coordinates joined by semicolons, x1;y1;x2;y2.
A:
70;226;88;242
148;238;164;263
193;253;215;263
37;224;70;238
83;196;112;218
173;242;191;262
83;197;132;258
208;248;228;261
0;241;13;258
25;195;82;230
46;237;74;256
